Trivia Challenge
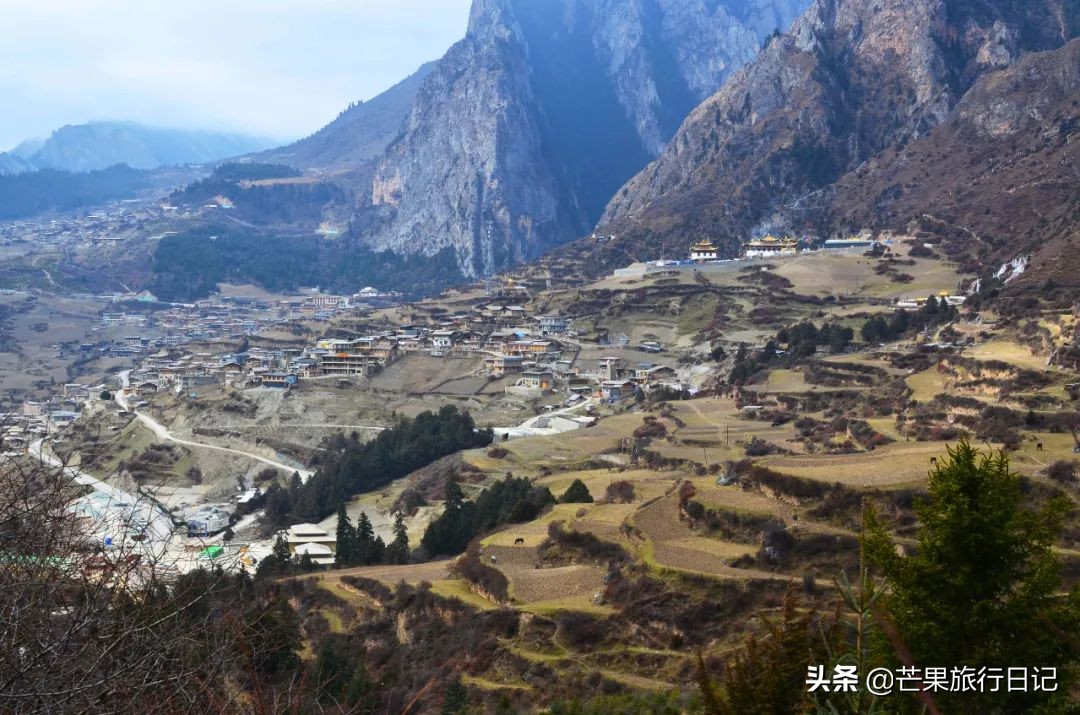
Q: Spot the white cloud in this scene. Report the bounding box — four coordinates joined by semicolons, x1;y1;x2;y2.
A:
0;0;472;148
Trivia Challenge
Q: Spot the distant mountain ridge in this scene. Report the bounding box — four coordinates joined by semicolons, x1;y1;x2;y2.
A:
0;121;275;174
0;153;31;175
251;63;436;171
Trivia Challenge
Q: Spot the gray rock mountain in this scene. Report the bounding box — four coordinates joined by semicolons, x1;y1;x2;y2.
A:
353;0;808;278
595;0;1079;259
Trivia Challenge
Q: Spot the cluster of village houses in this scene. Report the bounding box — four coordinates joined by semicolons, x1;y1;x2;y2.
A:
0;382;102;451
0;205;163;249
118;300;683;406
97;286;400;351
1;283;686;553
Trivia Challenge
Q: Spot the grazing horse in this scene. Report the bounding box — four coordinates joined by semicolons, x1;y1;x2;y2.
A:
514;537;525;545
930;457;938;466
1037;442;1044;452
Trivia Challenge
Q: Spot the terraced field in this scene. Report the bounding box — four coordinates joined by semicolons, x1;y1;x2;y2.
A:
967;340;1052;371
758;442;950;488
906;365;950;402
482;503;589;547
633;494;792;581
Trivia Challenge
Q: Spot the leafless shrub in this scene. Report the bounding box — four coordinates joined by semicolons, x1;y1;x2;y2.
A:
0;435;306;713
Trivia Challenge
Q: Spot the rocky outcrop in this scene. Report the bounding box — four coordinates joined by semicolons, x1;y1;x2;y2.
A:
596;0;1079;260
360;0;561;278
357;0;808;278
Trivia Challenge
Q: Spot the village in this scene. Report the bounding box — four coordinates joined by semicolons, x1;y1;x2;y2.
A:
3;223;1073;588
0;273;695;576
98;280;689;413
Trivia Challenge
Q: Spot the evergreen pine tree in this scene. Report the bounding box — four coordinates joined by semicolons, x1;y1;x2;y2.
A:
335;502;357;566
356;510;375;542
272;532;291;564
257;532;293;577
387;511;410;564
697;590;836;715
863;441;1080;714
356;511;376;564
369;535;386;565
441;676;469;715
421;479;476;556
297;552;317;572
559;479;593;504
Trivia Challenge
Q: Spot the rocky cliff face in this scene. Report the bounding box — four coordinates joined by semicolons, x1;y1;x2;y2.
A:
596;0;1078;260
357;0;808;278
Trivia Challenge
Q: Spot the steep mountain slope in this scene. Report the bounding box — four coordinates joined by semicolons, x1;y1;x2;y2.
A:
0;139;43;175
252;63;435;170
0;152;31;175
592;0;1078;265
14;122;274;173
0;166;153;220
355;0;808;278
822;38;1080;286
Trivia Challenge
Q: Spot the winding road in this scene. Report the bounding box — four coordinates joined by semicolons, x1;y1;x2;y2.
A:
116;371;316;482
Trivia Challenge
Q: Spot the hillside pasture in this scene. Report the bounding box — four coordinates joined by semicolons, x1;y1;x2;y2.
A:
771;251;967;300
757;441;958;488
966;340;1053;372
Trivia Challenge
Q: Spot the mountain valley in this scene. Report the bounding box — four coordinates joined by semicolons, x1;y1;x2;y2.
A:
3;0;1080;712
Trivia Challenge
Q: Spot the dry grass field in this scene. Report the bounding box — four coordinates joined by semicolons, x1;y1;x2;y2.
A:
632;493;794;581
757;441;962;488
0;293;120;397
772;251;968;299
966;340;1053;371
906;365;949;403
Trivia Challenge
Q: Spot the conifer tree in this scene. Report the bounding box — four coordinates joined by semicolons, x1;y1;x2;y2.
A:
697;590;836;715
356;511;376;564
271;532;291;564
369;535;386;565
559;479;593;504
863;441;1079;714
421;480;475;556
335;502;357;566
387;511;410;564
257;532;294;577
441;676;469;714
297;552;317;572
356;510;375;542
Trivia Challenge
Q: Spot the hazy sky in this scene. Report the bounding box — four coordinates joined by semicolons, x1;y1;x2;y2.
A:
0;0;472;150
